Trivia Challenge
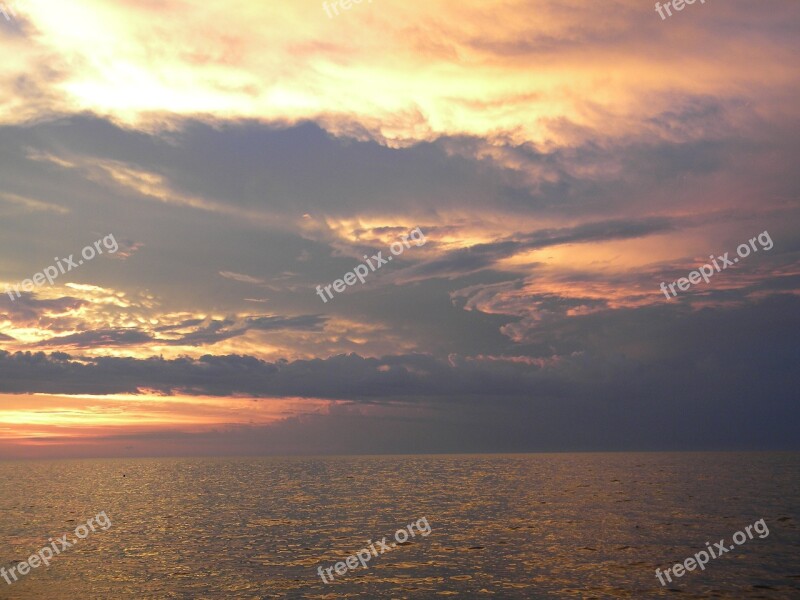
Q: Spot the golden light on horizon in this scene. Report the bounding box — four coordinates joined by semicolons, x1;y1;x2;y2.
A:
0;392;332;444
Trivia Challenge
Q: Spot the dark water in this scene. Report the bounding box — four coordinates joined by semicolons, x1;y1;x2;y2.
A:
0;453;798;599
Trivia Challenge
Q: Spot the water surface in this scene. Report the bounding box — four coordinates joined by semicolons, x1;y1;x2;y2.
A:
0;453;798;598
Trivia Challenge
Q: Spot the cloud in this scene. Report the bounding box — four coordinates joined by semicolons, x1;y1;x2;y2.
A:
219;271;267;285
1;293;797;402
390;217;678;283
0;191;69;214
32;328;153;348
0;1;798;456
0;292;798;453
0;293;87;324
1;0;798;148
27;315;329;349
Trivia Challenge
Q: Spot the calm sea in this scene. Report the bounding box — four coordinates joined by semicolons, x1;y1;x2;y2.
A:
0;453;798;598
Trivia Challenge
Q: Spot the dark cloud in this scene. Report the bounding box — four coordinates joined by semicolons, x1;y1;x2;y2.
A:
33;329;153;348
31;315;329;348
1;293;798;451
392;217;677;282
1;81;799;456
0;294;86;323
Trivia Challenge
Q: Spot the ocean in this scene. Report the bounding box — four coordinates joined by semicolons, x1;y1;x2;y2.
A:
0;452;798;598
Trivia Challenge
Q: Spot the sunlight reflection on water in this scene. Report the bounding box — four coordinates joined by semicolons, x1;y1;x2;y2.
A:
0;452;798;598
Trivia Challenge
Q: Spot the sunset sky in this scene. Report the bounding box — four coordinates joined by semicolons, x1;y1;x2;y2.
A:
0;0;798;458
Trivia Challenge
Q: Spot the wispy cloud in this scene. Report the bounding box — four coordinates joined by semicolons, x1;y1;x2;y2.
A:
0;192;69;214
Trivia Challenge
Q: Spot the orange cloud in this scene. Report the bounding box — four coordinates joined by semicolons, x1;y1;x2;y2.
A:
1;0;796;147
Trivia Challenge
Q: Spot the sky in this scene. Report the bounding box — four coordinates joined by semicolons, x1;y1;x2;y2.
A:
0;0;798;459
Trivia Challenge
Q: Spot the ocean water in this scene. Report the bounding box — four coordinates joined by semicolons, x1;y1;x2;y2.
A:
0;453;798;599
